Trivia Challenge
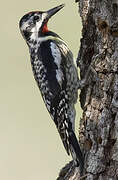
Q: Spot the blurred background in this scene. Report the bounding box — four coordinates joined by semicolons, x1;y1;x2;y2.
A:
0;0;82;179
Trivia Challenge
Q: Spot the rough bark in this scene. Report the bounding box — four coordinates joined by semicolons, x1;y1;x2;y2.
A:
57;0;118;179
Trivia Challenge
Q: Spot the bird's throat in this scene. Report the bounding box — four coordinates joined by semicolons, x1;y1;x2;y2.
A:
42;23;49;33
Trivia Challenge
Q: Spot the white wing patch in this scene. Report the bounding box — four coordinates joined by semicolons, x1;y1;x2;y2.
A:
50;42;64;87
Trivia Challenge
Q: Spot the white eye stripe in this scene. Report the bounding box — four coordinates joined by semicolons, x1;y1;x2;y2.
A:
42;12;48;19
21;21;28;31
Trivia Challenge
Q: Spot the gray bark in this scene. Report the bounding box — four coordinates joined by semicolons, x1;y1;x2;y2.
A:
57;0;118;179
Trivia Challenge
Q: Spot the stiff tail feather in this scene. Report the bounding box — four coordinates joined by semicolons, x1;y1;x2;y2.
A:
68;130;84;176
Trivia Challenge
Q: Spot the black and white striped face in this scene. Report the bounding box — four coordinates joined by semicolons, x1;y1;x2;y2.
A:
19;12;47;42
19;4;65;44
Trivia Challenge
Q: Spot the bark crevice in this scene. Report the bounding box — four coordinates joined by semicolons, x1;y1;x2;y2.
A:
57;0;118;179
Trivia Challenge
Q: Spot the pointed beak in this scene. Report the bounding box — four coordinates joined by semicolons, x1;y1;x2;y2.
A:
46;4;65;20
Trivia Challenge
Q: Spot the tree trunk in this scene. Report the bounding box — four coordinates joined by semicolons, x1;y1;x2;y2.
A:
57;0;118;179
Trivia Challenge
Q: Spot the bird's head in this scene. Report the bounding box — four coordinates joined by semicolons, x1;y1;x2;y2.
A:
19;4;65;43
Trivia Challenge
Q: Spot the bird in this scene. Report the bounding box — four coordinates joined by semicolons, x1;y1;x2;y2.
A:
19;4;84;175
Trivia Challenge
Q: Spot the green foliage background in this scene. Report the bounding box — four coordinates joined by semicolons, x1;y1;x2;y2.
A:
0;0;82;179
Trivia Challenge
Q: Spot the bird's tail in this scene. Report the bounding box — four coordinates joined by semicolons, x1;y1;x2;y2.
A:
53;92;84;175
68;129;84;176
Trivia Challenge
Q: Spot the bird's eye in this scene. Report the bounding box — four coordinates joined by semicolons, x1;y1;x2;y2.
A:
33;16;39;22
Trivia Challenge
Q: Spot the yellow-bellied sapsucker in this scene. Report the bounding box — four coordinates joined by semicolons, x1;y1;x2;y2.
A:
19;4;84;175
